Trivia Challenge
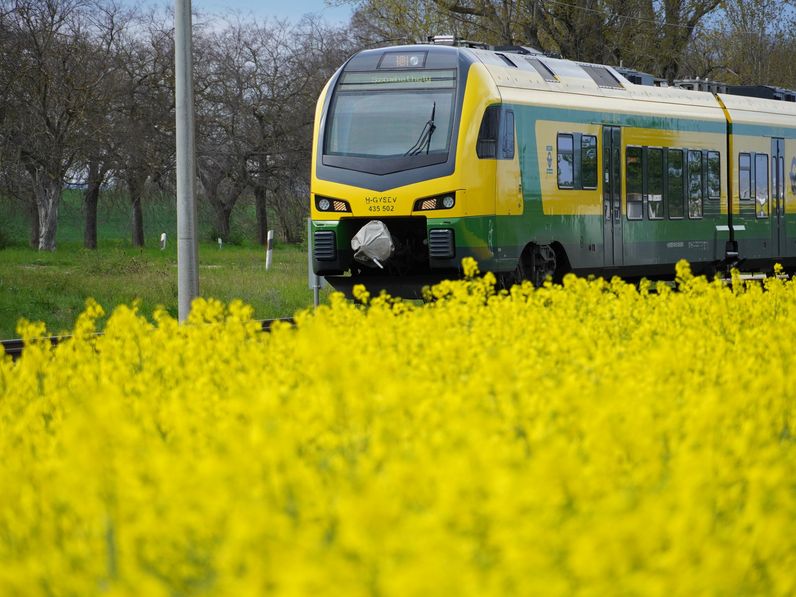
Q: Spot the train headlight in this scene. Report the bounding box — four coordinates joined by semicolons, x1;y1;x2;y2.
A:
315;196;351;213
413;192;456;212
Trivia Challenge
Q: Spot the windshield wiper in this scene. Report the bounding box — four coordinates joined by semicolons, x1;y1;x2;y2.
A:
404;102;436;157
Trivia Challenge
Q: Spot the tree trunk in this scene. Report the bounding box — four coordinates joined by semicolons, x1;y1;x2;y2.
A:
31;174;62;251
28;198;40;249
128;176;145;247
83;162;102;250
84;187;99;249
275;202;299;244
200;173;227;241
131;195;144;247
213;204;232;241
284;226;300;244
254;185;268;246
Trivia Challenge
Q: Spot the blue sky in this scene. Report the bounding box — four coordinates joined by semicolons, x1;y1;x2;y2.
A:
197;0;352;23
139;0;353;24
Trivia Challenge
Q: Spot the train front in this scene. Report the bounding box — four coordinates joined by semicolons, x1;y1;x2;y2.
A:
310;44;477;296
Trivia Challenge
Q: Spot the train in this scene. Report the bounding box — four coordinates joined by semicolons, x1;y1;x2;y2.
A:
309;39;796;295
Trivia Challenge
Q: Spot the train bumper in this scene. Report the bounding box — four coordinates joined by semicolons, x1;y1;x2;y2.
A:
310;216;496;276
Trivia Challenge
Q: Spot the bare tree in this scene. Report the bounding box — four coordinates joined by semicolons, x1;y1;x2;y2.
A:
111;10;175;247
192;17;349;245
344;0;722;79
194;20;258;241
79;2;132;249
0;0;126;250
0;159;39;247
269;17;353;242
237;19;298;245
682;0;796;88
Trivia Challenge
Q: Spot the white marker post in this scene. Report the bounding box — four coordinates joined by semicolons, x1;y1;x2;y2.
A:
160;232;167;250
265;230;274;271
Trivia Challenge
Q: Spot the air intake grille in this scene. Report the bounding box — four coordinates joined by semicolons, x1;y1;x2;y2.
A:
428;228;455;259
580;64;623;89
313;230;336;261
526;57;557;82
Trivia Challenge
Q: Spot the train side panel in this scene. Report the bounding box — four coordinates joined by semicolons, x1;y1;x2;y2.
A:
720;93;796;266
491;81;729;275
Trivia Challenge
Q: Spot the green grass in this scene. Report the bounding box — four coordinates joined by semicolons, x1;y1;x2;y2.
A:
0;242;330;338
0;191;329;338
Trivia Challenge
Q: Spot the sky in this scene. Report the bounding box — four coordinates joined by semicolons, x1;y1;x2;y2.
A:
163;0;353;24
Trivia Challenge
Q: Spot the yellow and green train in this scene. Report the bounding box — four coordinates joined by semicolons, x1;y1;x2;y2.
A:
310;42;796;294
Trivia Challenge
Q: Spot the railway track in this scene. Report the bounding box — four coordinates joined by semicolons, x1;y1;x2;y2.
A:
0;318;294;362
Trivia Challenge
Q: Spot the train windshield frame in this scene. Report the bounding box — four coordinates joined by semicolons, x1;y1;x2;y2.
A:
323;69;457;174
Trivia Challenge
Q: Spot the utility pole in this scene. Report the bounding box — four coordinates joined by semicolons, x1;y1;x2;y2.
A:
175;0;199;321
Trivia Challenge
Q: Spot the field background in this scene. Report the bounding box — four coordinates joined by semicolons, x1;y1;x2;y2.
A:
0;191;327;338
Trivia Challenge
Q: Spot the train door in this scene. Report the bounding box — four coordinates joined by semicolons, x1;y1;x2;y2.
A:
602;126;623;266
495;109;522;216
772;138;786;257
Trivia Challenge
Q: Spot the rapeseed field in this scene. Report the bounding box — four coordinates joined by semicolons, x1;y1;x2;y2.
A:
1;259;794;595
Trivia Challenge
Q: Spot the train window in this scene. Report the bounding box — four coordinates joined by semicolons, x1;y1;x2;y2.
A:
626;146;643;219
667;149;685;219
476;106;499;159
707;151;721;199
501;111;515;159
478;107;515;160
739;153;752;201
777;150;785;201
755;153;769;217
557;134;575;189
581;136;598;189
688;150;703;218
648;147;664;219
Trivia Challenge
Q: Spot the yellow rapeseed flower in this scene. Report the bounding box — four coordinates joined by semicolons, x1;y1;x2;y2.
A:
1;268;795;595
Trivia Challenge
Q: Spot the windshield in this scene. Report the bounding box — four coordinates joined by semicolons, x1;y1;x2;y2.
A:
325;69;456;160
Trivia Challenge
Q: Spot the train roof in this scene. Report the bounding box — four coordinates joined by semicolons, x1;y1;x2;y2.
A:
458;45;796;126
467;47;712;102
462;46;725;123
345;42;796;127
717;92;796;129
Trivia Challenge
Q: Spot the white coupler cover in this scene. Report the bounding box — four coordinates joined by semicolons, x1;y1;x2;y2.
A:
351;220;394;268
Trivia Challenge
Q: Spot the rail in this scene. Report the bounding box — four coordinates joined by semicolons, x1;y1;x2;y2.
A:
0;318;294;362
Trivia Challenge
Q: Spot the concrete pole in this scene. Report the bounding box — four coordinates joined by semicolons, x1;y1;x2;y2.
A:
175;0;199;321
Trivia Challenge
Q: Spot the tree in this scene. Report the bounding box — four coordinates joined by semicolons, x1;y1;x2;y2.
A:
111;10;175;247
0;4;36;246
271;17;353;243
344;0;723;80
0;159;38;247
682;0;796;88
193;17;350;245
652;0;722;82
194;20;260;242
0;0;125;250
78;2;132;249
